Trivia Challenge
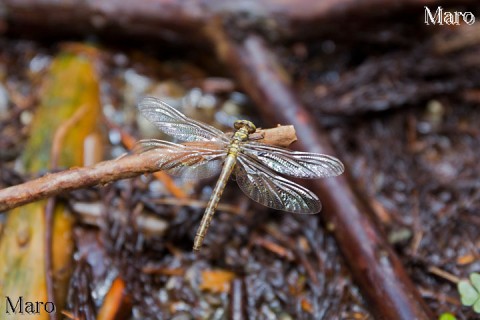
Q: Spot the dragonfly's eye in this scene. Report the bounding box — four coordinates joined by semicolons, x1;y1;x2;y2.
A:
234;120;256;134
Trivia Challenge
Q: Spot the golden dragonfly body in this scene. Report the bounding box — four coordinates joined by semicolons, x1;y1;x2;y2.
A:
136;97;344;251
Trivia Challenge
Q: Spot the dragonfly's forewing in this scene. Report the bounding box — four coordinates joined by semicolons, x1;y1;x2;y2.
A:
242;141;344;179
136;97;231;179
138;97;229;143
135;139;226;179
235;156;322;214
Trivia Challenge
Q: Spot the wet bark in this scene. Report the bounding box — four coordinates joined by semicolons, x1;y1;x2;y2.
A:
2;0;472;43
0;126;296;211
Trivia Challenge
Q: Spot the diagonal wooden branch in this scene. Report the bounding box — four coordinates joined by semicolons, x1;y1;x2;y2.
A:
208;26;433;319
0;125;296;212
2;0;466;43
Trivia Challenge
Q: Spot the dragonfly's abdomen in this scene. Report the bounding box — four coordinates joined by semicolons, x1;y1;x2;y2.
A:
193;154;237;251
193;122;254;251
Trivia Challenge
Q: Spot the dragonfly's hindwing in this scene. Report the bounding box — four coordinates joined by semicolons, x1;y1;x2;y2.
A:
235;156;322;214
135;139;226;178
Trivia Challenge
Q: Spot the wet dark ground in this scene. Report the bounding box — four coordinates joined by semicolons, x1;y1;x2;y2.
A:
285;19;480;319
0;15;479;319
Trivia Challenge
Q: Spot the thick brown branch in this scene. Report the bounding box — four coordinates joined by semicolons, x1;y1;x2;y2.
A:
0;150;159;212
1;0;462;42
0;126;295;212
209;29;433;319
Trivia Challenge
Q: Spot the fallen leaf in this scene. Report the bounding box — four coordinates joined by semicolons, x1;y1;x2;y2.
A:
458;272;480;313
200;269;235;293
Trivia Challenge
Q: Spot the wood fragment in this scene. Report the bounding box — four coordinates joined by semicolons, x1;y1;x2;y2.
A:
97;277;133;320
200;269;236;293
457;253;475;266
229;278;248;320
105;119;188;199
44;198;56;320
419;287;461;306
1;0;449;43
301;298;313;313
60;310;76;320
434;24;480;54
252;236;295;261
141;266;185;276
47;101;91;320
427;266;461;284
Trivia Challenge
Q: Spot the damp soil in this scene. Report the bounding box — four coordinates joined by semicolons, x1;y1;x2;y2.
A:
0;7;479;319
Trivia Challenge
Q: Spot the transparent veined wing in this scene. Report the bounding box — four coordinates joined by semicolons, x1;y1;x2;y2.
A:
138;97;229;143
166;157;224;180
235;156;322;214
134;139;226;179
241;141;344;179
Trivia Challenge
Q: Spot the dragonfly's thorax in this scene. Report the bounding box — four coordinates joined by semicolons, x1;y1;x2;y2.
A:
228;120;256;156
233;120;256;136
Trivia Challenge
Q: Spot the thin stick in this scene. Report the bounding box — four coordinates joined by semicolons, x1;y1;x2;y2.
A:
0;125;296;212
44;197;57;320
51;105;89;168
105;118;188;199
427;266;461;284
46;106;87;320
229;278;248;320
2;0;439;43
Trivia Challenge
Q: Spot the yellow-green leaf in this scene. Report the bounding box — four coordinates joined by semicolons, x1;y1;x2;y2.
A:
0;49;102;319
458;272;480;314
439;312;456;320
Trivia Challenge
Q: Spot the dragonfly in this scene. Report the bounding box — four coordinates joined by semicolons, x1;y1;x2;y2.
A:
135;97;344;251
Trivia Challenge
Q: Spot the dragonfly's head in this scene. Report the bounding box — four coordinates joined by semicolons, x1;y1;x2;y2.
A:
234;120;256;135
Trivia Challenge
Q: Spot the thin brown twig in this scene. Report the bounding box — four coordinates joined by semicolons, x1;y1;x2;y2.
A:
0;125;296;212
2;0;453;44
50;104;90;168
410;191;423;256
229;277;248;320
434;23;480;54
262;225;319;285
251;235;295;261
44;197;57;320
46;104;89;320
104;118;188;199
419;287;461;306
427;266;461;284
60;310;77;320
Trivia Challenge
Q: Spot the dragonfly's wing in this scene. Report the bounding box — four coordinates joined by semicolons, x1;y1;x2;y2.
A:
134;139;226;179
235;156;322;214
138;97;229;143
242;142;344;179
166;158;224;180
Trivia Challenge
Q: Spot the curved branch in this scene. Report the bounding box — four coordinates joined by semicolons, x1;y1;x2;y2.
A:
1;0;461;42
0;125;296;212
